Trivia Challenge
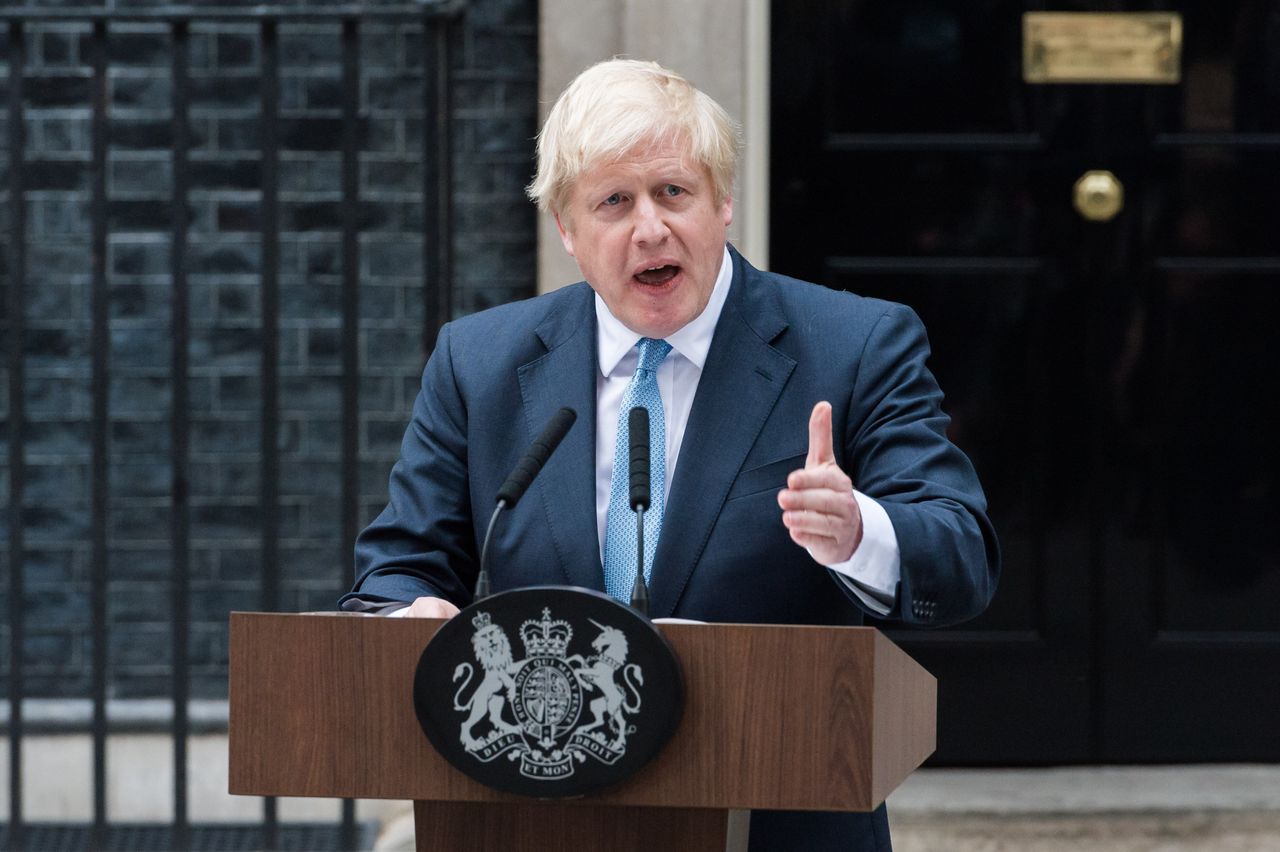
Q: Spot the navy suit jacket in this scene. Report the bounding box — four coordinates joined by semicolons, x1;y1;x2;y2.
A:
344;248;998;850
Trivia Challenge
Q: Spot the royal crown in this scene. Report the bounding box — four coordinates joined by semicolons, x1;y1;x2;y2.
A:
519;607;572;657
471;611;492;630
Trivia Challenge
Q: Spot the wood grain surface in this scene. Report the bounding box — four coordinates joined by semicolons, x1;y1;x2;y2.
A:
228;612;935;812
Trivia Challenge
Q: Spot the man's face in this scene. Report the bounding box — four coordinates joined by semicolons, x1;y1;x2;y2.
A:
555;138;733;339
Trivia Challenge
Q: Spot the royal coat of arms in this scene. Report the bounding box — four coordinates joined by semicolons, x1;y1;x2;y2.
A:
413;586;683;797
452;607;645;779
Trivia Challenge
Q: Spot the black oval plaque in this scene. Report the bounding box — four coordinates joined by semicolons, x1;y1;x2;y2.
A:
413;586;684;798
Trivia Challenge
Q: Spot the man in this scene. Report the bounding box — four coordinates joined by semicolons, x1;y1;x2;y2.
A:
343;59;998;851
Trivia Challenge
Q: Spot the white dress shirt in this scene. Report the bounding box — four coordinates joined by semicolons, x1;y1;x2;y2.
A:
594;246;901;615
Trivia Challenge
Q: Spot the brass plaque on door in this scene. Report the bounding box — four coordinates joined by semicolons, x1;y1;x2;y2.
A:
1023;12;1182;84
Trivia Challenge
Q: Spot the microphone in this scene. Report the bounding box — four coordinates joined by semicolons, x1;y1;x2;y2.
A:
627;406;651;615
476;407;577;600
628;406;651;511
496;407;578;507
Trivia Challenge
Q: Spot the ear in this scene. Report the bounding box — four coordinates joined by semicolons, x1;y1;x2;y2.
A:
554;212;575;256
720;195;734;229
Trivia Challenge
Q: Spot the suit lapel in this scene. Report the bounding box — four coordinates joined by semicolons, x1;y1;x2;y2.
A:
649;250;796;616
516;286;604;590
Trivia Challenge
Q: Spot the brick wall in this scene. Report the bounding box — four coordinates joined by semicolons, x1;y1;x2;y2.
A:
0;0;539;700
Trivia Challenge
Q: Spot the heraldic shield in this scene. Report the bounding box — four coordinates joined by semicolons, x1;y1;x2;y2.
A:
413;587;685;798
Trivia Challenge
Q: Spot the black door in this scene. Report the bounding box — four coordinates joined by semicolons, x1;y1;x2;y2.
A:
772;1;1280;764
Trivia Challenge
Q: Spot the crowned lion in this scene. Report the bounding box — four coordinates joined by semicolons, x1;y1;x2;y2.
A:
452;617;520;749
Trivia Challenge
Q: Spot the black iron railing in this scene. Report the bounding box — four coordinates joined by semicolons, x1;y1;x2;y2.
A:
1;4;463;850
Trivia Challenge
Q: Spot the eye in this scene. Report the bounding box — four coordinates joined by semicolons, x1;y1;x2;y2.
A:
603;193;623;206
662;184;684;197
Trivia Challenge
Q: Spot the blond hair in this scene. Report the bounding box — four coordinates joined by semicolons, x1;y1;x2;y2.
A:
527;58;741;214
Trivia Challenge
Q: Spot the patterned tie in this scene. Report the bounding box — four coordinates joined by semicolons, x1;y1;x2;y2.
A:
603;337;672;601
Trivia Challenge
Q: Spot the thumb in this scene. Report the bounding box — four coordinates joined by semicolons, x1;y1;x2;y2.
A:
806;401;836;468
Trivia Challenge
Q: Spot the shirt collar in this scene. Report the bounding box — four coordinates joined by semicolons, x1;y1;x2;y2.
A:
595;244;733;377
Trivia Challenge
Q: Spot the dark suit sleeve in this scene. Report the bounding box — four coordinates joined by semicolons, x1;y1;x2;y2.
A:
339;322;479;610
843;304;999;627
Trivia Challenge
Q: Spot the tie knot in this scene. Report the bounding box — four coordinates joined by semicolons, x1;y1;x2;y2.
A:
636;338;672;374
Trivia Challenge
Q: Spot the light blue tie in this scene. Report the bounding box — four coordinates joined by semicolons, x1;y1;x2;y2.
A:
603;338;672;601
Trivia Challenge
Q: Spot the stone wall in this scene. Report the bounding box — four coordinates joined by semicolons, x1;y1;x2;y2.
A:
0;0;538;701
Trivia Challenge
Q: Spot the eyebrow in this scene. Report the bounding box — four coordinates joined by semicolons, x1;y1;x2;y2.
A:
578;165;702;198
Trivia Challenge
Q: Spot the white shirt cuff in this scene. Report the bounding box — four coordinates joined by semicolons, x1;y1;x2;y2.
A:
819;490;901;616
384;603;413;617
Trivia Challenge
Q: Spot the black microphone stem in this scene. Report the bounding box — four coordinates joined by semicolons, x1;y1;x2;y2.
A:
631;505;649;615
477;407;577;603
475;500;506;601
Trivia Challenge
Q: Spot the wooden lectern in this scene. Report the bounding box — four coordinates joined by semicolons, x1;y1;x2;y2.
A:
228;612;935;851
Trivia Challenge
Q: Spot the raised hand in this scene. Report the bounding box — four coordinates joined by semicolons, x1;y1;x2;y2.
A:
777;401;863;564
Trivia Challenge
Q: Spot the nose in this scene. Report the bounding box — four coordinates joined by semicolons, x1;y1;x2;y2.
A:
631;195;670;245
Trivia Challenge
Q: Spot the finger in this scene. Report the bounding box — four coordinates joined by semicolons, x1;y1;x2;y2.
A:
407;596;460;619
806;401;836;468
778;487;857;516
786;466;853;493
787;527;837;550
423;599;460;618
782;508;846;538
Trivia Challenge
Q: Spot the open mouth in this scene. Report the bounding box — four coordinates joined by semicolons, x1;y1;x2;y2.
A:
633;265;680;285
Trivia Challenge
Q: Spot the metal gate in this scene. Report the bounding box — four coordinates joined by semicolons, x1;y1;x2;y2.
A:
2;3;463;849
